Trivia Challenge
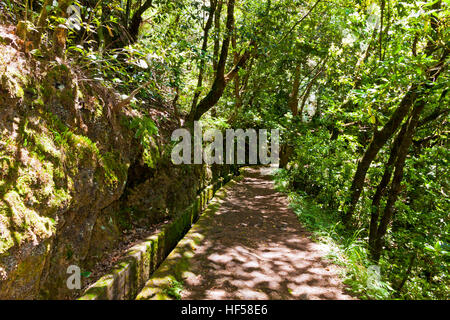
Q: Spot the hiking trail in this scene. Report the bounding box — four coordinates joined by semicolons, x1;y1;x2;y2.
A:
136;166;354;300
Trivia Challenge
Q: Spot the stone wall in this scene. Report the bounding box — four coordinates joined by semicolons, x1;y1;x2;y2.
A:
79;173;236;300
0;34;237;299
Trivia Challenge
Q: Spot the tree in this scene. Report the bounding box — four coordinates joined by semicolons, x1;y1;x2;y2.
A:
186;0;255;124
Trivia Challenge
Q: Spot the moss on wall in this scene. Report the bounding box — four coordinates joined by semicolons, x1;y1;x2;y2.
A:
0;33;236;299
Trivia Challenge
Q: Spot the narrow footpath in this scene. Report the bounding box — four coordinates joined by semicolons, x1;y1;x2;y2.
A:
137;166;354;300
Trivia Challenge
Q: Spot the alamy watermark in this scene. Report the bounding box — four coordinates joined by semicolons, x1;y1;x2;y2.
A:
171;122;280;165
66;4;82;30
66;265;81;290
367;265;381;290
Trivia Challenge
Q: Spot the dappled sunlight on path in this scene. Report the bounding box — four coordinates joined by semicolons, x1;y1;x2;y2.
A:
181;167;354;300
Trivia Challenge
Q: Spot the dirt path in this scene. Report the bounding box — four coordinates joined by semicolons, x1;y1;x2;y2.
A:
137;166;354;300
174;166;354;300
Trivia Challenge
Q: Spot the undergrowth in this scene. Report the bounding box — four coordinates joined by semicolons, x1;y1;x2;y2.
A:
273;169;394;300
163;279;184;300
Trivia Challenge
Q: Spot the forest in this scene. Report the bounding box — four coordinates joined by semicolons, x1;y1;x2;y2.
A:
0;0;448;300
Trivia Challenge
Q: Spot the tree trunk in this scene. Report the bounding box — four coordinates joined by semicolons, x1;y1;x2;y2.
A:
232;27;242;116
288;62;302;116
211;0;223;117
191;0;218;111
298;55;328;120
124;0;132;28
379;0;385;61
186;0;237;123
344;44;448;226
212;0;223;76
53;0;72;58
368;121;408;250
370;97;426;262
395;253;416;292
128;0;153;43
343;85;418;225
340;23;378;111
37;0;52;29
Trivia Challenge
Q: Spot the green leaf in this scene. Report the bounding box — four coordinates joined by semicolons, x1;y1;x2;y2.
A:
81;271;91;278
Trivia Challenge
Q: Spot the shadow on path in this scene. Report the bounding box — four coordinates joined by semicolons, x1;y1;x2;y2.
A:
181;167;354;300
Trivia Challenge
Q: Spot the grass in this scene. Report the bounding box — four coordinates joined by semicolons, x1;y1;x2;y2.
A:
162;279;184;300
273;169;394;300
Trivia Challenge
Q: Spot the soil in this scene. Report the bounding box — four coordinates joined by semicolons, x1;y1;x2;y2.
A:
180;166;355;300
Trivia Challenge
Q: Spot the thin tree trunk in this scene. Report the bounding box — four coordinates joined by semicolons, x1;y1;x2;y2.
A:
341;25;378;110
369;48;448;259
379;0;385;61
239;57;253;96
30;0;52;49
228;56;255;122
288;62;302;116
298;55;328;120
395;253;416;292
370;98;426;261
186;0;239;123
343;85;418;225
128;0;153;43
100;0;113;48
224;43;255;82
212;0;223;76
278;0;322;44
381;0;391;61
368;121;408;250
191;0;218;110
53;0;73;58
232;27;242;116
125;0;132;28
37;0;52;28
211;0;223;117
344;44;448;226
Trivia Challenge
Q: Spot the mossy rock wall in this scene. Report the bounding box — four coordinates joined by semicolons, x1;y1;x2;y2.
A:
0;51;136;299
0;37;234;299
